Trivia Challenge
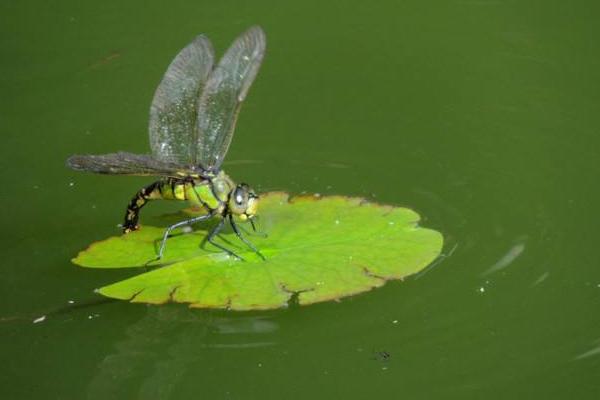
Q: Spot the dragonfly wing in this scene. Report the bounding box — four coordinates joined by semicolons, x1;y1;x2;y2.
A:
66;152;198;177
196;26;266;171
149;35;215;166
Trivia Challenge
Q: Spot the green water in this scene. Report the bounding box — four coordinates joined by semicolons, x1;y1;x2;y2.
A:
1;0;599;398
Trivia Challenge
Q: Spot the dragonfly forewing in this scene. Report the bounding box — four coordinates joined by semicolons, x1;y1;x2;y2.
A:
149;35;215;166
195;26;266;172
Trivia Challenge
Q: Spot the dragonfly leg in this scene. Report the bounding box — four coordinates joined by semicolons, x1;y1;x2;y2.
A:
236;223;267;238
229;214;266;260
206;217;244;261
243;217;268;238
156;212;214;260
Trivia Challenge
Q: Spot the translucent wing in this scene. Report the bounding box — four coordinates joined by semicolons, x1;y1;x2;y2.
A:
66;152;203;177
196;26;266;171
149;35;215;166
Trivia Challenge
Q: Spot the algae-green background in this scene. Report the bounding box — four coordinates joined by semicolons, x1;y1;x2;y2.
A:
1;1;599;398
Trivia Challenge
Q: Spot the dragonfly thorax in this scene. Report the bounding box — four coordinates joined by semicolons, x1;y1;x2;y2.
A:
200;172;258;220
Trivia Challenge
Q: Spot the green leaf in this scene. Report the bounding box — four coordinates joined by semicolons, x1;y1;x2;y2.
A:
73;192;443;310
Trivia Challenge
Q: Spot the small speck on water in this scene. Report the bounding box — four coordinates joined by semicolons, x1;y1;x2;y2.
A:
69;182;75;187
388;221;395;225
335;219;340;225
33;316;46;324
392;320;398;324
33;185;39;190
258;363;262;367
373;351;391;362
479;287;485;293
88;313;100;320
68;300;75;304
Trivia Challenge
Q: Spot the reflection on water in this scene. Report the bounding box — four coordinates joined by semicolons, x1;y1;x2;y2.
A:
531;271;549;287
574;339;600;361
211;315;278;335
481;237;527;276
86;307;278;399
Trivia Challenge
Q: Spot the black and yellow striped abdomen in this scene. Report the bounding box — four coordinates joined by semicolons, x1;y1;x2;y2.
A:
122;172;235;233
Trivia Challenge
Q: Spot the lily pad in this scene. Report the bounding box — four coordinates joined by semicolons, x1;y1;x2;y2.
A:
73;192;443;310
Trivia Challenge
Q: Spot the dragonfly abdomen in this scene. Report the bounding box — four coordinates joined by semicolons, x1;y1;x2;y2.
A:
123;180;164;233
122;177;227;233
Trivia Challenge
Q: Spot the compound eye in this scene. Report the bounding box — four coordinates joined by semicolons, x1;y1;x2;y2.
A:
234;186;247;206
235;192;244;205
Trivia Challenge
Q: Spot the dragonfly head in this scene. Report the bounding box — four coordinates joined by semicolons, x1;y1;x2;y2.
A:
229;183;259;220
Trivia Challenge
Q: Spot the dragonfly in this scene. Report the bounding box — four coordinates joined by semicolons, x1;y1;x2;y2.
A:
67;26;267;261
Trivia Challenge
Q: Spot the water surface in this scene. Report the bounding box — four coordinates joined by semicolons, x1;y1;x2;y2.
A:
1;0;599;398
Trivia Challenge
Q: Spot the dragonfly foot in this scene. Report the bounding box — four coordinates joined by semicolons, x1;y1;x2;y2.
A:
122;224;139;234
